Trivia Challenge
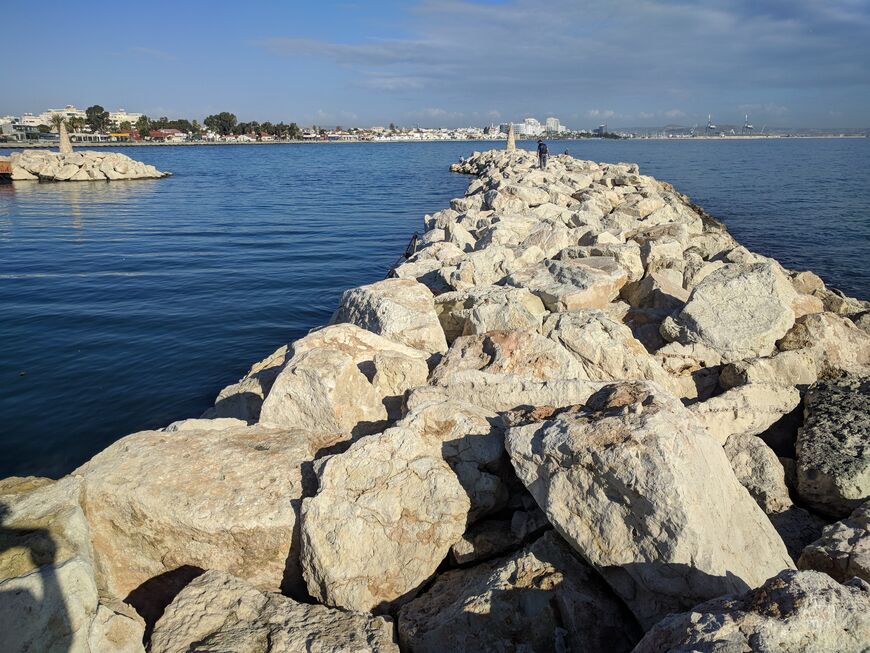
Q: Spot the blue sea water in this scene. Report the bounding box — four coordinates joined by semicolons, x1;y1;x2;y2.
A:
1;139;868;478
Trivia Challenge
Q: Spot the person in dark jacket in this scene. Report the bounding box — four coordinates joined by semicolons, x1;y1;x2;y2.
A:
537;140;549;169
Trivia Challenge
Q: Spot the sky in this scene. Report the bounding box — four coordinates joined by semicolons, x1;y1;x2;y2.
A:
2;0;868;128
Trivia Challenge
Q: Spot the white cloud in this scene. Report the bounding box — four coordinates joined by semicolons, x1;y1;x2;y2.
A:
664;109;685;118
586;109;615;119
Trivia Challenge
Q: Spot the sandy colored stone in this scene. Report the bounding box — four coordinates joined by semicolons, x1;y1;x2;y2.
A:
799;500;870;583
205;345;288;421
688;383;801;445
504;256;628;311
777;311;870;377
331;278;447;355
77;425;343;603
506;382;794;629
661;262;797;363
434;285;547;343
719;349;818;390
260;324;428;436
633;570;870;653
300;429;469;612
150;570;398;653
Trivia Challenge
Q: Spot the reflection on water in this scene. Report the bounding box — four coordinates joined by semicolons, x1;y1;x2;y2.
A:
1;140;868;479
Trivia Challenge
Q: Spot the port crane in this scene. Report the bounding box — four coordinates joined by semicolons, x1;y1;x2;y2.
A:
743;114;754;134
705;114;717;135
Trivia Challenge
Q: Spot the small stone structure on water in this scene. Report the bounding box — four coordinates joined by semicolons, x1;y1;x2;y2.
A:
1;148;868;652
8;149;169;181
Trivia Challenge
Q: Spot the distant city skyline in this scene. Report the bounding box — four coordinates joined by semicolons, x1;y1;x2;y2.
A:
2;0;868;129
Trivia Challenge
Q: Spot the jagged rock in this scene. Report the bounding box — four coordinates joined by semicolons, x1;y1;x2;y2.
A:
430;329;585;385
395;395;509;522
76;425;342;605
398;532;641;653
661;262;797;363
331;279;447;356
719;349;818;390
433;285;547;343
506;382;794;629
260;324;428;436
799;500;870;583
164;417;248;432
633;570;870;653
504;256;628;311
688;383;801;445
558;242;644;282
204;345;287;421
0;476;145;653
10;149;168;181
619;272;689;312
150;570;398;653
777;312;870;377
796;375;870;518
300;429;469;612
540;310;678;390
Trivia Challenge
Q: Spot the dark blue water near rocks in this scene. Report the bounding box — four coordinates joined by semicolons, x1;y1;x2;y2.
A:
1;139;867;477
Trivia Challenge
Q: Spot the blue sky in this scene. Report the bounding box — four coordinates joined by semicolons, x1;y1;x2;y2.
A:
2;0;868;128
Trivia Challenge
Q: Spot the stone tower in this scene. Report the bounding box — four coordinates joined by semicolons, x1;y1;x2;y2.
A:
59;121;73;155
506;124;516;152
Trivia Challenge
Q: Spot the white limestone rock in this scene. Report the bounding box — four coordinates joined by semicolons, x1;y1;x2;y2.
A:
150;570;398;653
661;262;797;363
688;383;801;445
433;285;547;343
777;312;870;377
634;570;870;653
331;278;447;356
506;382;794;629
76;425;343;603
300;429;469;612
259;324;428;436
504;256;628;311
204;344;287;421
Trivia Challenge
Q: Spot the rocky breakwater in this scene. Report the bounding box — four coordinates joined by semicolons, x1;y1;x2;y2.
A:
2;148;870;652
9;149;169;181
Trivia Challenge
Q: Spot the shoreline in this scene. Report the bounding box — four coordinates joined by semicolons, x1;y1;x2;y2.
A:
1;133;866;149
2;147;869;651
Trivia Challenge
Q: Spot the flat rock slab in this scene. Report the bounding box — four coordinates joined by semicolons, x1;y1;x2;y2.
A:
504;256;628;311
633;570;870;653
398;531;640;652
796;375;870;518
506;381;794;629
150;570;398;653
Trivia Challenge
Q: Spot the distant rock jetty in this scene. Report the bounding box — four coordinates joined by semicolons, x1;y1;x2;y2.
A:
2;149;869;652
8;149;169;181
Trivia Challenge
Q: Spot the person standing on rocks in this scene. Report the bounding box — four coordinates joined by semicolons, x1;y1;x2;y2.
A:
537;140;549;169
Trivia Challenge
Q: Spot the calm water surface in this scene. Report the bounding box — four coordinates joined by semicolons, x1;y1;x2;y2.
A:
1;139;868;477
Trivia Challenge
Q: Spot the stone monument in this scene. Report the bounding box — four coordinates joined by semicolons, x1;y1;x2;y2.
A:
506;124;516;152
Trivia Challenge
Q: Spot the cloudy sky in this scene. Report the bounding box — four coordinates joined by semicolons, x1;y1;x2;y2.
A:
3;0;868;128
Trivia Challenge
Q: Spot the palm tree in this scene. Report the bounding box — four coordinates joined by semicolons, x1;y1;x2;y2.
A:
68;116;86;133
49;113;66;133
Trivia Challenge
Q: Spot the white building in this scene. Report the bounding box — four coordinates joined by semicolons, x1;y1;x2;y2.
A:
546;116;566;133
38;105;87;124
523;117;543;136
109;109;143;127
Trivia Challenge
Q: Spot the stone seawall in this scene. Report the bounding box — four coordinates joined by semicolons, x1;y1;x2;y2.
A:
1;149;869;652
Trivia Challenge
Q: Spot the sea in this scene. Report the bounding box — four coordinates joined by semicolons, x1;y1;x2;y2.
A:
1;138;868;478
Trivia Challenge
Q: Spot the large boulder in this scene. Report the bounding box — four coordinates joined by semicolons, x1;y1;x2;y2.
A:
796;375;870;518
504;256;628;311
300;429;469;612
259;324;428;436
777;312;870;377
633;570;870;653
331;278;447;356
688;383;801;445
150;570;398;653
661;262;797;363
540;310;678;389
397;532;640;652
799;499;870;583
430;329;585;385
76;425;342;606
0;476;145;653
395;396;509;522
506;382;794;629
433;285;547;343
718;349;818;390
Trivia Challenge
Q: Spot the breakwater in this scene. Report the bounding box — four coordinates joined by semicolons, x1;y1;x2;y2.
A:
1;149;868;652
8;149;169;181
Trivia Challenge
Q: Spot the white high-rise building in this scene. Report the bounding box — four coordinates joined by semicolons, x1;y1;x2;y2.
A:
523;117;543;136
546;117;563;133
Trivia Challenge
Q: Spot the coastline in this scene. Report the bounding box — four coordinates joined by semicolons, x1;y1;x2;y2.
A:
2;147;869;651
1;133;866;150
